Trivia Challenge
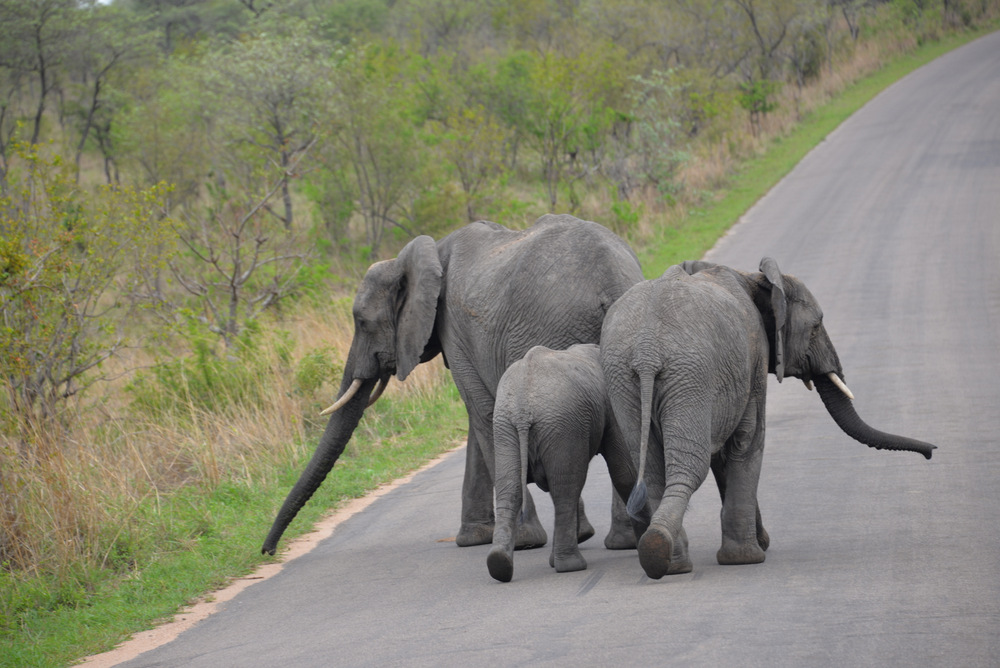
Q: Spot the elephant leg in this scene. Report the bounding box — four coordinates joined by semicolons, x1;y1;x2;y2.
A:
548;486;587;573
577;497;596;544
716;422;767;565
602;439;644;547
637;434;706;579
487;419;522;582
603;492;636;550
712;453;769;552
456;425;496;547
456;380;546;550
514;488;548;550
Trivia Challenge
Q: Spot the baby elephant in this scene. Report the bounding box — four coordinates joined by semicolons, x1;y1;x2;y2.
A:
487;344;646;582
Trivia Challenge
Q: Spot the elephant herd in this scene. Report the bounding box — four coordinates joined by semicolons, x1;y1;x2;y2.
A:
261;215;936;583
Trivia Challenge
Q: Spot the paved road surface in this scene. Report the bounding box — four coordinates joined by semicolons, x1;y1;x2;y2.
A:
111;31;1000;667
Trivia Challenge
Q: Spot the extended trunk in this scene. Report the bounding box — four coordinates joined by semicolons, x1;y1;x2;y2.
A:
261;377;378;555
815;376;936;460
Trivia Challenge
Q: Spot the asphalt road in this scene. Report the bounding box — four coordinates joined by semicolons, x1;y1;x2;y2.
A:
109;32;1000;668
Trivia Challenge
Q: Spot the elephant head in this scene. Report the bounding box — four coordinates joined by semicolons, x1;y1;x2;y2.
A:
261;236;443;556
684;257;936;460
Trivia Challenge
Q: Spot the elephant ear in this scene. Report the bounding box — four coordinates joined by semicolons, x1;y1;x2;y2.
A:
759;257;787;382
394;236;443;381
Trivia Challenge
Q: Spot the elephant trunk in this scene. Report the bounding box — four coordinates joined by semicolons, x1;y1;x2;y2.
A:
815;376;936;460
261;376;378;555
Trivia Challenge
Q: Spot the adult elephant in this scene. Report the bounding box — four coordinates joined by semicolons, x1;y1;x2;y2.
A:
600;258;937;580
262;214;644;556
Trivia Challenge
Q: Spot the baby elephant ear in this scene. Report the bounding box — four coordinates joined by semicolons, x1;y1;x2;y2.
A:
759;257;787;382
395;236;442;381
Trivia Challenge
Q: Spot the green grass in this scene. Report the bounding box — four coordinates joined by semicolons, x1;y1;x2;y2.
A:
2;22;996;668
0;384;467;668
638;26;997;278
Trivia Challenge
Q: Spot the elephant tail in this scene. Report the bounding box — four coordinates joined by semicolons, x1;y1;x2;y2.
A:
516;424;530;525
627;368;655;524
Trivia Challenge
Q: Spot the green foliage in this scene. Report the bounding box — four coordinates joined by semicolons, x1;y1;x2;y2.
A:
294;346;343;397
126;322;283;418
610;195;642;237
321;0;391;45
739;80;783;135
0;143;172;426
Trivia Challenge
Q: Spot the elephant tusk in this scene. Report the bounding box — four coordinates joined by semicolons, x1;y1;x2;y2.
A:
320;378;363;416
827;372;855;401
803;379;814;391
367;378;388;407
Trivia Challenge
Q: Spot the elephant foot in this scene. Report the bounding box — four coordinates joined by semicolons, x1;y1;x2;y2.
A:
487;545;514;582
603;523;638;550
717;539;766;565
550;549;587;573
514;519;548;550
637;526;693;579
578;517;596;545
755;505;770;551
456;522;494;547
757;524;770;552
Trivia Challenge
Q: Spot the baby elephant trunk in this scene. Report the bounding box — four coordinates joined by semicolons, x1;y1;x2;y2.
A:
815;376;936;459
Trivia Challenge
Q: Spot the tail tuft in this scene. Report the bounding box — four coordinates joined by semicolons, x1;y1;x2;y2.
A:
627;480;650;525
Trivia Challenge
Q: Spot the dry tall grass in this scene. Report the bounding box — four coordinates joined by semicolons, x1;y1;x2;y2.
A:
0;298;452;586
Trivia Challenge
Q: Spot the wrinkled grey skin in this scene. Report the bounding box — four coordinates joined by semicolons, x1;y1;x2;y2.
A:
262;215;644;556
487;344;648;582
600;258;937;580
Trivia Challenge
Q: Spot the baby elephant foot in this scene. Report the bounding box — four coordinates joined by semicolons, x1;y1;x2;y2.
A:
514;519;548;550
549;549;587;573
456;522;494;547
717;538;766;565
637;525;693;579
487;545;514;582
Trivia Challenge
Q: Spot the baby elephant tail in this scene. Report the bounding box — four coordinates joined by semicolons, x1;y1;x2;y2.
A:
516;424;530;526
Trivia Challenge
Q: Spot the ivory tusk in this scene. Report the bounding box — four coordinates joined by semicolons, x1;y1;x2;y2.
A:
367;378;388;407
803;379;814;391
319;378;363;416
827;372;855;401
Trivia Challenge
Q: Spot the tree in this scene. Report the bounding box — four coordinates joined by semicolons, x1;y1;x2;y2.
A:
434;105;506;221
205;25;330;230
0;143;171;429
0;0;79;147
160;155;313;349
64;5;155;181
518;49;623;210
112;58;211;207
325;44;425;258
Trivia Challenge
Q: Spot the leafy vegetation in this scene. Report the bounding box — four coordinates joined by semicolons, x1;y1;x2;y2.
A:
0;0;996;664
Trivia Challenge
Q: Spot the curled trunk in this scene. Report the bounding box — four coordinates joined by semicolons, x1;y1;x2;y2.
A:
815;376;936;460
261;377;378;555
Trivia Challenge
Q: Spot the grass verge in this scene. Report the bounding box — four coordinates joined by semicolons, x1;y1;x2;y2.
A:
638;26;997;278
0;383;466;668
